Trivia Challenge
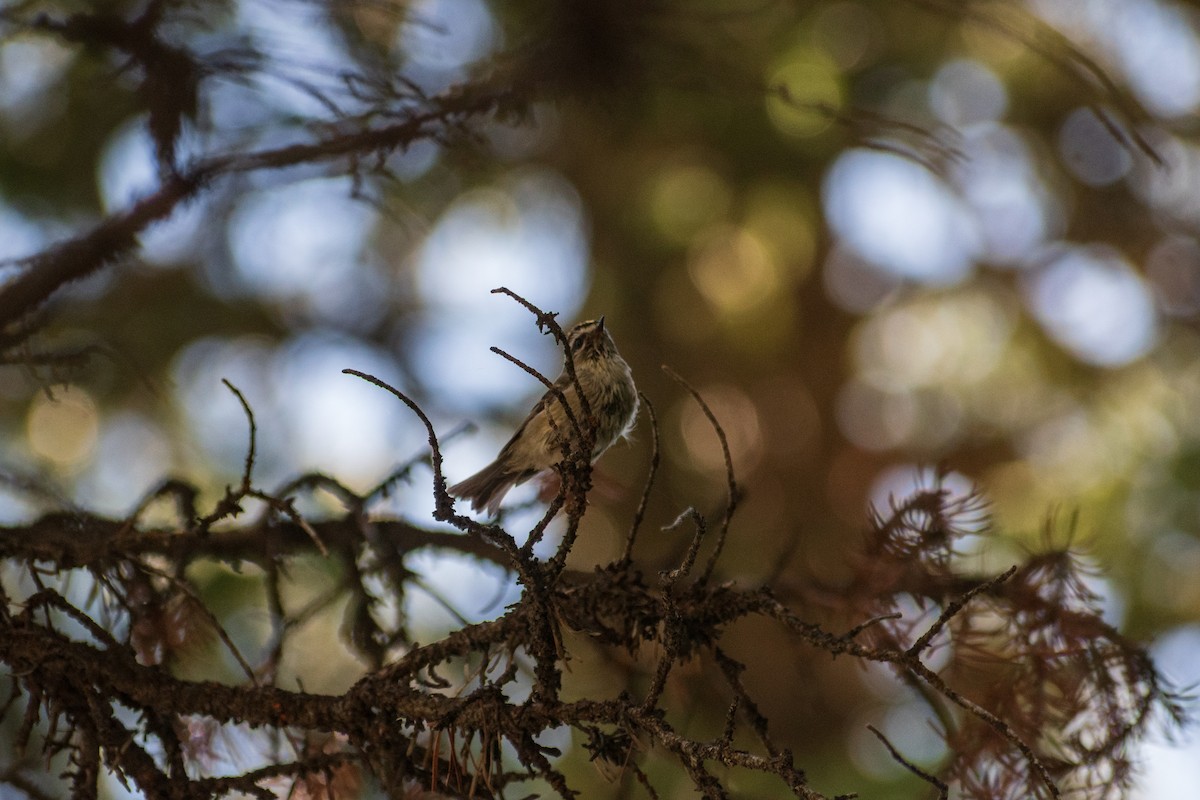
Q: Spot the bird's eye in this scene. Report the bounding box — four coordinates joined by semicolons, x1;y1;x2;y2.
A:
571;337;586;352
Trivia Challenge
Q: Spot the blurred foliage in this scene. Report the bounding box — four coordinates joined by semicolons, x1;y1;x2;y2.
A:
2;0;1200;796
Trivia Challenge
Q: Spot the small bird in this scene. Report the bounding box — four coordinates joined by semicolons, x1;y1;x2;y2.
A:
450;317;638;515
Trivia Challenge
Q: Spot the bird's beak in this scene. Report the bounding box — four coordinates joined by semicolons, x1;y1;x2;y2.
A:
597;315;606;332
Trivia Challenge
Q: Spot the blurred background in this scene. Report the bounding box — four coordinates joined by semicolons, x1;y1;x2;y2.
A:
2;0;1200;796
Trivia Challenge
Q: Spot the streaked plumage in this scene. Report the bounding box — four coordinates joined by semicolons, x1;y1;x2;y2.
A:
450;318;638;515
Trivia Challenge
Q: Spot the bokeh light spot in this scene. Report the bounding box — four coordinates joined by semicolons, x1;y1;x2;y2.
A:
810;2;879;70
929;58;1008;126
823;244;901;313
824;149;980;283
647;164;731;244
1058;107;1132;187
854;290;1016;391
744;183;817;279
766;50;843;137
78;412;172;514
836;381;917;451
679;385;763;474
956;124;1054;265
389;138;441;181
1026;245;1158;366
868;465;980;527
398;0;497;72
228;178;386;327
849;699;948;779
99;117;206;264
234;0;350;117
0;38;71;135
1038;0;1200;118
0;199;48;262
272;332;416;485
98;117;157;213
1146;235;1200;316
687;225;779;315
1138;625;1200;796
27;387;99;467
172;336;281;478
413;169;589;406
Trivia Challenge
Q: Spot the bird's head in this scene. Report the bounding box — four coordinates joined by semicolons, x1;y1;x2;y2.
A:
565;316;618;361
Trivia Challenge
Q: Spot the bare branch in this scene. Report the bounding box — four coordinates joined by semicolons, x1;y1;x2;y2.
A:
620;393;660;567
662;366;739;583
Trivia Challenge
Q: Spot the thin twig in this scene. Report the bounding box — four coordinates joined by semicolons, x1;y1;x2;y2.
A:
662;366;739;584
490;286;594;425
843;613;904;642
342;370;455;520
522;493;565;557
364;421;477;505
906;566;1016;656
662;507;707;588
908;661;1062;799
714;647;777;756
866;725;948;799
620;394;660;567
488;345;586;453
221;379;256;492
133;561;260;685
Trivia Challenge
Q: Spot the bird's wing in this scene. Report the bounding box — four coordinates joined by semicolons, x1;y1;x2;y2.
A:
498;376;576;456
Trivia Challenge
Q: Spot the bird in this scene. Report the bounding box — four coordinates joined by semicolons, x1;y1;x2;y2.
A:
450;317;638;515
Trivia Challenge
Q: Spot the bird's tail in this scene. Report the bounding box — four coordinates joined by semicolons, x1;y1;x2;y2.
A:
449;461;521;516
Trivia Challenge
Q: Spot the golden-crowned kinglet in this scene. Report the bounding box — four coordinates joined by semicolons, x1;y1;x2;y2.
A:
450;317;638;514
